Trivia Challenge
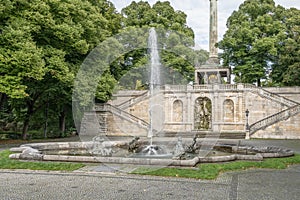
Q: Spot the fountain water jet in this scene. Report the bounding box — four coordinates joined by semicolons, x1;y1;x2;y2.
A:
148;27;161;145
139;28;166;156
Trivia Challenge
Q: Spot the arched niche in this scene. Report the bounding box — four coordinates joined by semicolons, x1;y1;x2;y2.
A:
194;97;212;130
223;99;234;122
173;100;183;122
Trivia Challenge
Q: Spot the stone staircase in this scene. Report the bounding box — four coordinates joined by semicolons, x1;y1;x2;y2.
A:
96;84;299;138
192;84;300;136
80;112;107;136
244;84;298;107
162;132;246;139
249;104;300;135
116;91;149;110
95;104;149;131
246;84;300;135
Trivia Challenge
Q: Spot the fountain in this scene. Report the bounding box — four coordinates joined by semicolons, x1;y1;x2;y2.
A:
148;27;160;144
9;138;295;166
139;27;166;156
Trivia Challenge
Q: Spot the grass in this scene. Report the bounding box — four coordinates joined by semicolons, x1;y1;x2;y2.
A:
131;154;300;180
0;150;85;171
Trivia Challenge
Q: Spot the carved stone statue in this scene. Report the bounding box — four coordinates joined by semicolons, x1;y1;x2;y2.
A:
128;136;141;153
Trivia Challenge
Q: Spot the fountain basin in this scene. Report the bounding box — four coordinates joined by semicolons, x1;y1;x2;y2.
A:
9;140;294;167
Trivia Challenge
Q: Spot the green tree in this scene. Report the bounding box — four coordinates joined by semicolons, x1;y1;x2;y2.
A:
219;0;300;86
111;1;207;89
271;8;300;86
0;0;120;139
121;1;194;37
218;0;286;86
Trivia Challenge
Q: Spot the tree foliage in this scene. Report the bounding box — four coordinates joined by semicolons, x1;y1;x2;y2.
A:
273;8;300;86
0;0;208;139
121;1;194;37
0;0;120;138
218;0;300;86
114;1;208;89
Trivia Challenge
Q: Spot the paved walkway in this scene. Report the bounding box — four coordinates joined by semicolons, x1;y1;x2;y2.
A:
0;165;299;200
1;139;299;199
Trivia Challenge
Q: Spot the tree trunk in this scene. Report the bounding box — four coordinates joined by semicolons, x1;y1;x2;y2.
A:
22;101;34;140
59;110;66;133
257;78;261;87
0;93;7;109
22;118;30;140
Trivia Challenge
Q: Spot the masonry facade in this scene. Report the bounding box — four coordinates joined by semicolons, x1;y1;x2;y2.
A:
92;84;298;139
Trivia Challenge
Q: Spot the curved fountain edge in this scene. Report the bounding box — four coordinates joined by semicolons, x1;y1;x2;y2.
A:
8;142;294;167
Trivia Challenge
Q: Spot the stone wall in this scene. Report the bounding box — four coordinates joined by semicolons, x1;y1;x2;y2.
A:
110;90;146;106
79;111;108;140
250;87;300;139
105;112;147;137
252;112;300;139
107;85;300;139
126;98;150;123
245;92;287;125
265;87;300;103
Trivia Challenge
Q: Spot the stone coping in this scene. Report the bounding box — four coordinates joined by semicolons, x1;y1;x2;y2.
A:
9;142;294;167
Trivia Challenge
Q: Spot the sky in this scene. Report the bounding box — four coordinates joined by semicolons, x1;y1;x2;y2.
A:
110;0;300;51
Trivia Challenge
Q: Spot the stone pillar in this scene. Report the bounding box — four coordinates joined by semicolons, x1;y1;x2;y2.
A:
245;130;250;140
212;93;219;132
208;0;219;64
187;92;192;131
194;71;199;85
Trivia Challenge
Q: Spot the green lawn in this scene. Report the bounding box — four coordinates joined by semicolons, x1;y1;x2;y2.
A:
0;150;85;171
132;154;300;180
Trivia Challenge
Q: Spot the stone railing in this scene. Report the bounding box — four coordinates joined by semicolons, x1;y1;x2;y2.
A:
117;91;149;109
193;85;213;91
218;84;238;90
243;84;298;107
164;85;188;91
160;84;299;108
95;104;149;130
249;104;300;135
166;84;239;91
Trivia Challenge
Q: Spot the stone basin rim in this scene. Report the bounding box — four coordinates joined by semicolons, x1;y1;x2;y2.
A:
9;141;294;167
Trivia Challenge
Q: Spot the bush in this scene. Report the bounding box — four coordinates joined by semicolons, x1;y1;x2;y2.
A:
0;131;22;140
27;130;44;139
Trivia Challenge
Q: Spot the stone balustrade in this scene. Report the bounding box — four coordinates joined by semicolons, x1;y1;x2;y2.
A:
250;104;300;135
95;104;149;130
117;91;149;109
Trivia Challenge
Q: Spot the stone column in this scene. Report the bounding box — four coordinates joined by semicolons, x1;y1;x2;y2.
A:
208;0;219;63
187;92;192;131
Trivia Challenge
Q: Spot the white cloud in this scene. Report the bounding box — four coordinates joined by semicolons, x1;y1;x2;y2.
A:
111;0;300;51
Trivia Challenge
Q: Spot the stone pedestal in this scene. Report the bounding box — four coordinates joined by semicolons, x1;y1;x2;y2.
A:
194;0;231;85
245;130;250;140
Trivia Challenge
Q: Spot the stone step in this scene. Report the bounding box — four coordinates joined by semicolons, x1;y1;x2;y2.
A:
159;132;246;139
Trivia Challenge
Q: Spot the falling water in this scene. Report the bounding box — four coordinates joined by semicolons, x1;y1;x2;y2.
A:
148;28;161;89
148;28;161;146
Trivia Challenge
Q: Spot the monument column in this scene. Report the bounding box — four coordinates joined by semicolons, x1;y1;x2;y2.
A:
194;0;230;85
208;0;219;63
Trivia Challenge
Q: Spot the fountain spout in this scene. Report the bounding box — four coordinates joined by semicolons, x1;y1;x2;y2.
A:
148;27;162;144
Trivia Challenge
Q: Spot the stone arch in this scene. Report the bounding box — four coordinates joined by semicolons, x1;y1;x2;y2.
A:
173;100;183;122
194;97;212;130
223;99;234;122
